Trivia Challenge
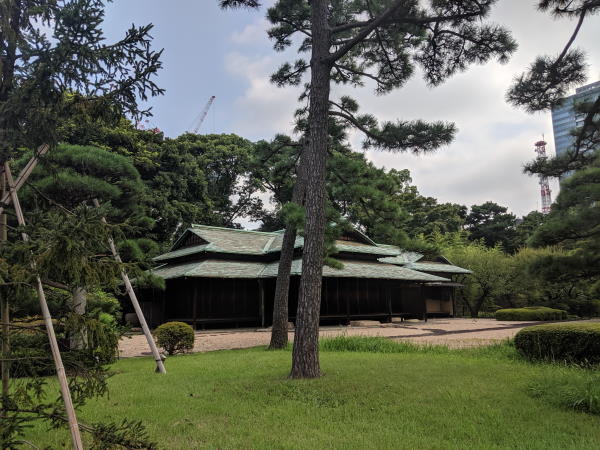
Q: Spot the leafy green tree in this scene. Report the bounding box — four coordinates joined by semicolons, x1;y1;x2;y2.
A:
148;133;262;242
436;234;515;317
222;0;516;378
62;113;261;244
514;210;545;248
508;247;598;316
465;202;519;252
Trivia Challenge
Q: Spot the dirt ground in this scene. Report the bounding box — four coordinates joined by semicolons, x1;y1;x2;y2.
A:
118;318;596;357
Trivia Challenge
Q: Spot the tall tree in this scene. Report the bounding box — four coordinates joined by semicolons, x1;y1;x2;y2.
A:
17;144;156;338
465;201;519;252
0;0;162;445
507;0;600;177
222;0;515;377
528;155;600;301
506;0;599;301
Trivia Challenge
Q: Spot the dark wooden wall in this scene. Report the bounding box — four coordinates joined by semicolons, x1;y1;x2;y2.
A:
134;276;452;329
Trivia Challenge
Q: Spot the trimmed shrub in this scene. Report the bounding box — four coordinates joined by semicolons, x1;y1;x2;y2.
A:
154;321;194;355
495;306;567;321
515;322;600;365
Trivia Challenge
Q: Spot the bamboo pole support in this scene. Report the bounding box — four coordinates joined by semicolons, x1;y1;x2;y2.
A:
0;144;49;217
4;162;83;450
92;199;166;374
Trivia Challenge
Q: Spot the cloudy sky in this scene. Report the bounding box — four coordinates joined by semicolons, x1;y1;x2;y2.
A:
104;1;600;220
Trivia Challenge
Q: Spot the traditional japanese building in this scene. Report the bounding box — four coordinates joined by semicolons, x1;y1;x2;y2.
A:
135;224;471;328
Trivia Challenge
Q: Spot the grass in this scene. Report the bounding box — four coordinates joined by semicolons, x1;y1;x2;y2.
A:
23;338;600;449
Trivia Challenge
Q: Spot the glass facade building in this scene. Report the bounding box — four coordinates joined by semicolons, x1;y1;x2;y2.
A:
551;80;600;158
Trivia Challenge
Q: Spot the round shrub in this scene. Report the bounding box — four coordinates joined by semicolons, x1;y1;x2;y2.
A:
495;306;567;321
515;322;600;365
154;321;195;355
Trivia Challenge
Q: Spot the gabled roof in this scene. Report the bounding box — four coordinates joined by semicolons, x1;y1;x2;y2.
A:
378;251;424;265
150;258;450;282
154;224;404;263
378;254;471;274
151;224;470;280
261;259;449;282
406;262;472;274
151;260;266;279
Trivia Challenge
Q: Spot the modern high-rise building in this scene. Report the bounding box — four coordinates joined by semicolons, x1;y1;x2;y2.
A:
551;80;600;157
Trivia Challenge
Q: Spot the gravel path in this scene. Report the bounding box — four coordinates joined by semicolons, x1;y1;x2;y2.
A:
119;318;596;357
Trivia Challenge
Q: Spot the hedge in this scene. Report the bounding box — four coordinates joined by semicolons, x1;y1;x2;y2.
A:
495;306;567;321
514;322;600;364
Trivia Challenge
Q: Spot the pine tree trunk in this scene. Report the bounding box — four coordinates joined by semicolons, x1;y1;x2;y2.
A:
290;0;331;379
1;175;9;415
70;287;87;350
269;156;307;350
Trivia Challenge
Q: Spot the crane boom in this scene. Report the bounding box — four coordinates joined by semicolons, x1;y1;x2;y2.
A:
190;95;216;134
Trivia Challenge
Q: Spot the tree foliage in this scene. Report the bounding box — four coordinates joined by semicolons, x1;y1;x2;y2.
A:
507;0;600;178
0;0;163;156
465;201;519;252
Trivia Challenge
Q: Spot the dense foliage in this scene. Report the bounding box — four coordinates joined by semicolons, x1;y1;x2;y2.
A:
506;0;600;314
1;0;162;446
495;306;567;321
515;322;600;365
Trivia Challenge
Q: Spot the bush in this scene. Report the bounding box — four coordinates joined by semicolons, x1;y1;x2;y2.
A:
154;321;194;355
495;306;567;321
515;322;600;365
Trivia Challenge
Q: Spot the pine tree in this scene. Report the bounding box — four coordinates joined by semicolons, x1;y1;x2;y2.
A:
222;0;516;377
506;0;599;299
1;0;162;445
507;0;600;177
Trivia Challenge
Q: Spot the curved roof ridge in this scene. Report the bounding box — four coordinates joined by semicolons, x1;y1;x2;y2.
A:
190;224;280;235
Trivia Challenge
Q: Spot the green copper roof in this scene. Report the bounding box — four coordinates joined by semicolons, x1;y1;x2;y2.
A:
406;262;472;274
150;260;266;279
151;259;450;282
155;225;404;262
150;224;468;281
378;252;424;265
261;259;449;282
153;244;211;262
333;241;399;256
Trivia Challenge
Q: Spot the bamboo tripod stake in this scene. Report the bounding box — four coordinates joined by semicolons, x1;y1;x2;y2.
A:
4;162;84;449
92;199;166;374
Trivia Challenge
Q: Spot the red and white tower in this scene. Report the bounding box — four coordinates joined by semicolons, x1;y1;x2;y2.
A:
534;140;552;214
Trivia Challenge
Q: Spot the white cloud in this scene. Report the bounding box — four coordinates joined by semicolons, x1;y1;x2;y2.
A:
230;18;271;46
224;51;301;140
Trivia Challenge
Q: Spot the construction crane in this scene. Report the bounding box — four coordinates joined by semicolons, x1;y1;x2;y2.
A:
189;95;216;134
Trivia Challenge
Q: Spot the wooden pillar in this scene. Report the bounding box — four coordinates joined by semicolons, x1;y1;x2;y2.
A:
386;282;392;323
345;279;350;323
258;279;265;328
420;284;427;322
192;281;198;330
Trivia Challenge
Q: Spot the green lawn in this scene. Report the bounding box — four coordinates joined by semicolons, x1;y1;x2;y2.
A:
24;341;600;449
